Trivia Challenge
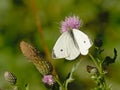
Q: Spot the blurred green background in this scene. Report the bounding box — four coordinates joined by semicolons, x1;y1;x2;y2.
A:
0;0;120;90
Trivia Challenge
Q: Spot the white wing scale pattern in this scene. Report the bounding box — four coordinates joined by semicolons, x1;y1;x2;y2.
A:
52;29;92;60
52;31;80;60
73;29;92;55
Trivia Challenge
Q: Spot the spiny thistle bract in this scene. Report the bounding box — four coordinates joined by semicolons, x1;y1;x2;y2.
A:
4;71;17;85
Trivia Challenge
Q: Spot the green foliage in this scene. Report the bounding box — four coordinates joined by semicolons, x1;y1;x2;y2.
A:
0;0;120;90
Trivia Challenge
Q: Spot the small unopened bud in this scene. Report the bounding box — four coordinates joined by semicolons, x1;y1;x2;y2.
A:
90;68;98;74
94;38;103;47
87;65;98;74
20;41;53;75
4;71;17;85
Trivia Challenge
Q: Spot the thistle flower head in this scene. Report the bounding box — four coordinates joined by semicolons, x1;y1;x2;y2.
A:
42;75;55;86
61;15;82;32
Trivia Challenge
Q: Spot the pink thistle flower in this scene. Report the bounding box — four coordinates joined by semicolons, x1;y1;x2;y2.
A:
61;15;82;32
42;75;55;86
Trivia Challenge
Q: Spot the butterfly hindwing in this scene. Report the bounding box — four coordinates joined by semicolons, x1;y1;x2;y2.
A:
72;29;92;55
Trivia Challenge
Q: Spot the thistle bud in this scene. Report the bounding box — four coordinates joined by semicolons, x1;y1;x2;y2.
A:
87;65;98;75
4;71;17;85
94;38;103;47
20;41;53;75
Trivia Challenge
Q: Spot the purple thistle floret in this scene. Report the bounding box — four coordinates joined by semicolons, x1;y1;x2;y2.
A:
42;75;55;86
61;15;82;32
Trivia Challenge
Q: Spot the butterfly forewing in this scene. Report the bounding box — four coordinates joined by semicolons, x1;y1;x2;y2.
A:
52;31;80;60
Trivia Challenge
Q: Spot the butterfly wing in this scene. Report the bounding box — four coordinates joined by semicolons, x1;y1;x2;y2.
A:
72;29;92;55
52;31;80;60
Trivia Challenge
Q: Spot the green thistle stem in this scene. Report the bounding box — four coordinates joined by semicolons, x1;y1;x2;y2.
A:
64;60;81;90
88;53;109;90
54;76;66;90
88;53;101;73
54;60;81;90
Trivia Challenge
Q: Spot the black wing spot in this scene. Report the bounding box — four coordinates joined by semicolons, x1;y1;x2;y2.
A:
60;49;63;52
84;41;86;43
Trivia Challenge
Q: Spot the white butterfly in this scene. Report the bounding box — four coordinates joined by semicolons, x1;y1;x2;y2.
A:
52;29;92;60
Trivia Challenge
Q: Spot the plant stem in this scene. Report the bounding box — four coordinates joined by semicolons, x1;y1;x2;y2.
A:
54;76;66;90
29;0;51;61
29;0;57;76
88;53;109;90
88;53;100;73
64;60;81;90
